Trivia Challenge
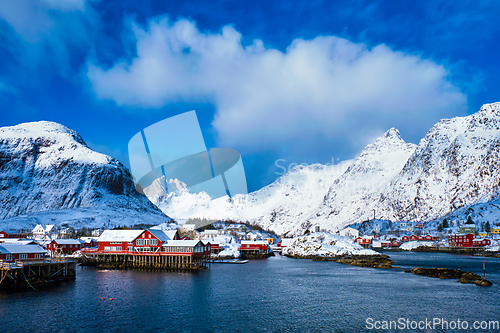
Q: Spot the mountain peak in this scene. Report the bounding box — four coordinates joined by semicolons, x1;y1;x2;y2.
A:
0;120;87;146
383;127;402;140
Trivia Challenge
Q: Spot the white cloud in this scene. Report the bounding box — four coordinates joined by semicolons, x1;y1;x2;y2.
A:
87;17;467;152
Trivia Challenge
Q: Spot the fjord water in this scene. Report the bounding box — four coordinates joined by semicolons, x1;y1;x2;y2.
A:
1;253;499;332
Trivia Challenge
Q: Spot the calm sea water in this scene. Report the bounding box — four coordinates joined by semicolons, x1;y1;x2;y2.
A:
0;252;499;332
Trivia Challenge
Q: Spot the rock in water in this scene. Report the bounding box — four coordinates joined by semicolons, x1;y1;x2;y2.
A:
475;279;493;287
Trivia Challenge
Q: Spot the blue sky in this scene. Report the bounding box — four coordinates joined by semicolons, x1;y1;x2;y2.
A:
1;0;499;192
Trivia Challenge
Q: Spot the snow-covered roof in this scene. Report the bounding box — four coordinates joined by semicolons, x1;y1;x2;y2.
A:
79;237;97;242
0;244;46;254
0;238;37;244
148;229;173;242
54;239;84;245
241;240;268;245
98;230;144;242
279;238;294;247
201;230;219;235
164;230;178;240
163;240;201;247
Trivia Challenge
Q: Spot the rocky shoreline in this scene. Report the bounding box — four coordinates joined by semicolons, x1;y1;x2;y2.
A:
285;253;493;286
286;254;393;268
404;267;492;286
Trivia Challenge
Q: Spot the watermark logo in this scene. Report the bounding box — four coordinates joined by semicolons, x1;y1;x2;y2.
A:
366;317;500;331
128;111;248;202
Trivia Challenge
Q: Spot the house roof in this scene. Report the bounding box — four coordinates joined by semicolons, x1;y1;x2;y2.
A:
54;239;84;245
163;240;201;247
0;239;39;245
241;240;268;245
148;229;174;242
279;239;294;247
0;244;46;254
98;230;144;242
164;230;178;240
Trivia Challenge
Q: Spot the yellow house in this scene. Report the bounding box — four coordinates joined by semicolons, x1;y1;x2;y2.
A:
491;227;500;234
478;231;488;237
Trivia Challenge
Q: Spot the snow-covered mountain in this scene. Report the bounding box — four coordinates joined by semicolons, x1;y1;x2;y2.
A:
379;102;500;223
0;121;170;229
145;161;353;233
297;128;417;234
145;102;500;236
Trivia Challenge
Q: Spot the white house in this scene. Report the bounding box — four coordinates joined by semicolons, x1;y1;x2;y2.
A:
339;227;359;238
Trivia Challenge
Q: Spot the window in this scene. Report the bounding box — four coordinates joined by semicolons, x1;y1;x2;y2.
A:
151;239;157;246
20;254;28;260
35;253;41;259
128;246;133;252
136;239;143;246
6;254;14;261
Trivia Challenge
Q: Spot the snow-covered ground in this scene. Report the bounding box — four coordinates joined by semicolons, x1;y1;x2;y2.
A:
282;232;378;257
399;241;435;251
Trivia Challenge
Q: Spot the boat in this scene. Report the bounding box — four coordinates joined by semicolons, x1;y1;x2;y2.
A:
211;259;249;264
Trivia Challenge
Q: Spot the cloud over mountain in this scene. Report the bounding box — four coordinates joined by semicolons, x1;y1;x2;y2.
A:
88;17;466;153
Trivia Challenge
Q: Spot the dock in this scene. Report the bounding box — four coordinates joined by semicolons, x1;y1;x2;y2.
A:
81;251;209;271
0;258;76;291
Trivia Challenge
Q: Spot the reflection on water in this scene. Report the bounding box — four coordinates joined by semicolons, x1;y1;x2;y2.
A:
0;252;499;332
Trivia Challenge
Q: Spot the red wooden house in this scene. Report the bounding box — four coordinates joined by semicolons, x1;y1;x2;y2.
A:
239;240;269;254
409;235;419;241
390;240;402;247
47;239;85;254
401;235;409;242
473;238;491;247
449;233;475;247
0;244;46;262
0;230;28;239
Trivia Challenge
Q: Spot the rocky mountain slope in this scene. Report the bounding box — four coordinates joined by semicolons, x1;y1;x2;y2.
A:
300;128;417;235
145;161;353;233
144;102;500;236
0;121;170;229
378;102;500;223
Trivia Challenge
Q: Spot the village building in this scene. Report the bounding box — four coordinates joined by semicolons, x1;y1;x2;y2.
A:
0;244;46;262
339;227;359;238
32;224;54;241
448;233;490;247
355;236;373;248
239;240;270;255
0;229;29;239
276;238;294;248
490;227;500;235
82;229;210;269
47;239;85;254
459;225;476;234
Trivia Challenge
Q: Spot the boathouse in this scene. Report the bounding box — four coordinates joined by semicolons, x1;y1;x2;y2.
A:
0;244;46;262
0;230;28;239
47;239;84;254
82;229;211;270
239;240;269;255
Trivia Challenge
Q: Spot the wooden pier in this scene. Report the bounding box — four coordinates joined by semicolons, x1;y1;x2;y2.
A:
81;252;209;271
0;258;76;291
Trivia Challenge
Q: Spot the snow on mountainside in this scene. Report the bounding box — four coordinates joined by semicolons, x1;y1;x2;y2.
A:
298;128;416;235
379;102;500;223
143;102;500;237
145;161;353;230
0;121;170;229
